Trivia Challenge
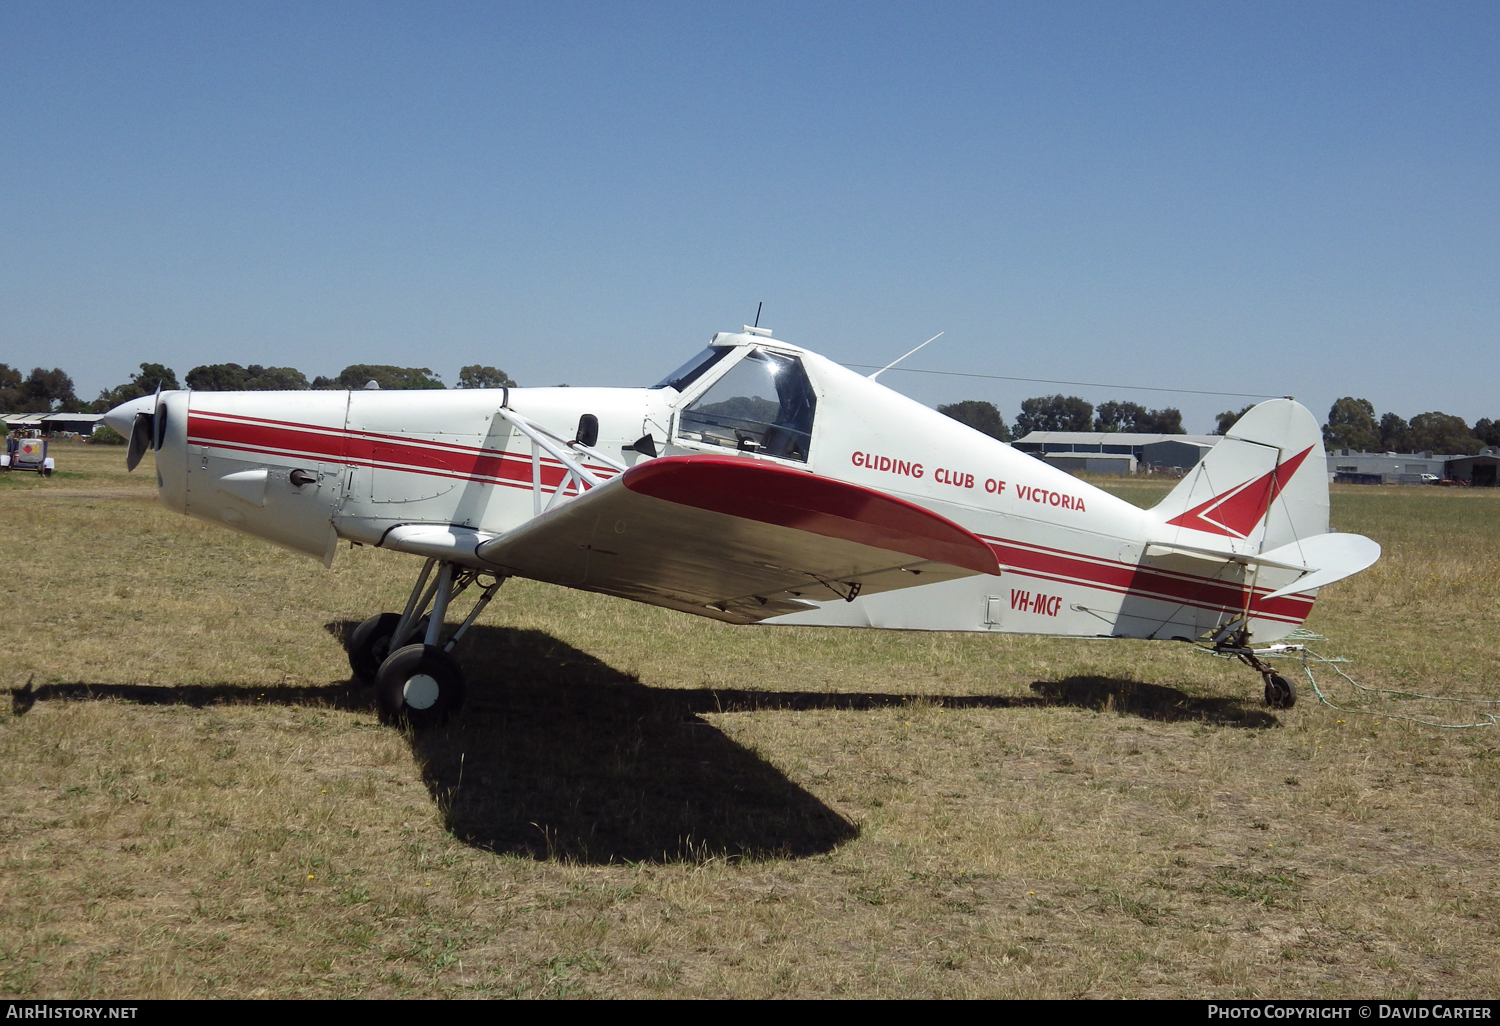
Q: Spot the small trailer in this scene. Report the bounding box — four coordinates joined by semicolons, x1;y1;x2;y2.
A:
2;435;54;476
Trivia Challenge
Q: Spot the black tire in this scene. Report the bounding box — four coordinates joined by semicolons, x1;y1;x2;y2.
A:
348;613;429;683
348;612;401;683
1264;673;1297;710
375;643;465;728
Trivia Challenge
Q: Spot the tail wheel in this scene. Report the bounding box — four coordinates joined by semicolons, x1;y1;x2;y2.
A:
375;643;466;728
1264;673;1297;710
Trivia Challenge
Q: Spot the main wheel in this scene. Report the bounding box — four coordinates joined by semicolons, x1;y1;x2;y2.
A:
348;612;401;683
1264;673;1297;710
375;643;466;728
348;613;429;683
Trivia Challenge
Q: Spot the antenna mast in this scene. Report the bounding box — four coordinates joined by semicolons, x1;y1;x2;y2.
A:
868;332;943;381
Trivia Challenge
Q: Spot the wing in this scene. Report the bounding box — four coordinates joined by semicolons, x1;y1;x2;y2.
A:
473;454;1000;623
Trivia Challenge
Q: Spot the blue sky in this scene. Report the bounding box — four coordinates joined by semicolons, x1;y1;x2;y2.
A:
2;1;1496;431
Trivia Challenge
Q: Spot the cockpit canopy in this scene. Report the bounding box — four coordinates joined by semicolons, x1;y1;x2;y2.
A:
675;347;817;462
652;346;733;392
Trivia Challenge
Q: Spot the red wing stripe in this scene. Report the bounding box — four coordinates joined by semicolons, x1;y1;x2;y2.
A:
623;455;1001;576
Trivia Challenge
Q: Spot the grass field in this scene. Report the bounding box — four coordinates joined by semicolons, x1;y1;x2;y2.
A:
2;441;1497;998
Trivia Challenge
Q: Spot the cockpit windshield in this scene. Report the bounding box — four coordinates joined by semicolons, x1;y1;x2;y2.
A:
676;348;817;462
651;346;733;390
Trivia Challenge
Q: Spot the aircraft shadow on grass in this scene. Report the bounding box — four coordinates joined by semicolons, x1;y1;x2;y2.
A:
11;623;1275;864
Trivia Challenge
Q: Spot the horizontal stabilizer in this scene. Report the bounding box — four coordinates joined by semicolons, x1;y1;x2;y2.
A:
1141;531;1381;600
1258;533;1381;600
1143;538;1312;572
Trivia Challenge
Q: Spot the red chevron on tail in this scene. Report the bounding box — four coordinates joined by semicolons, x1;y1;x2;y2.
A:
1165;445;1314;539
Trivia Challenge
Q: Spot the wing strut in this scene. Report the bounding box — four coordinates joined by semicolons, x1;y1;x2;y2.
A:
496;406;628;515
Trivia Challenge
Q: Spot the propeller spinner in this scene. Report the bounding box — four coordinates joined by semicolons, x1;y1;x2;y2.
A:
101;391;161;472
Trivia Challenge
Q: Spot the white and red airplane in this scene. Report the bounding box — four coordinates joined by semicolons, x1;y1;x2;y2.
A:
104;327;1379;725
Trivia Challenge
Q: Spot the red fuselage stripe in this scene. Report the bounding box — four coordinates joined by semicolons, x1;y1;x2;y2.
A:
982;537;1312;623
982;533;1314;607
187;412;615;491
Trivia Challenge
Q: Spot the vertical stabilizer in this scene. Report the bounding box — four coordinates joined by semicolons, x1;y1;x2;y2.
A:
1150;399;1328;557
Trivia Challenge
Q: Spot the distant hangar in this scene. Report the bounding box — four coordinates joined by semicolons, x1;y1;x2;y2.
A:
1011;431;1220;476
3;412;105;435
1012;432;1500;486
1329;448;1500;486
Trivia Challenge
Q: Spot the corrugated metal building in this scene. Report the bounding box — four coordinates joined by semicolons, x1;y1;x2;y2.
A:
41;413;105;435
1325;450;1449;485
1443;449;1500;486
1012;432;1220;474
4;412;106;435
1036;452;1138;477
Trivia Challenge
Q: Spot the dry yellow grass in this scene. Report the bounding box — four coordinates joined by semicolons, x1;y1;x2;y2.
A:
1;441;1496;997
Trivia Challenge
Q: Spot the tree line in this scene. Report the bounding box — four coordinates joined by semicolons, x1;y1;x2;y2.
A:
1;361;518;414
11;360;1496;457
1323;397;1497;456
935;393;1499;456
936;395;1189;443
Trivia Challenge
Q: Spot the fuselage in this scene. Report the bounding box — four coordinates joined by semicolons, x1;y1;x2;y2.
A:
109;330;1320;643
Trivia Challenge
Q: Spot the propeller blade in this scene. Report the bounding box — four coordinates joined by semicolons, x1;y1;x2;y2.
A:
125;412;152;472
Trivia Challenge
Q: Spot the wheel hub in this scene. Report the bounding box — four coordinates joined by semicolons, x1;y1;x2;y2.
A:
403;674;441;710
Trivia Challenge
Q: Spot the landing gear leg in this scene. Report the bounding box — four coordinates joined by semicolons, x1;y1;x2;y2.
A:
1214;628;1300;711
346;557;439;682
371;560;505;728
